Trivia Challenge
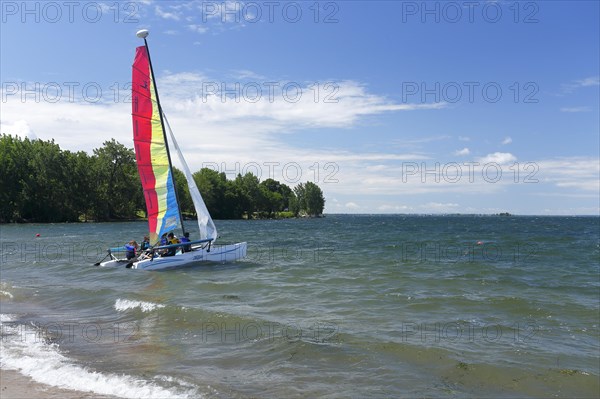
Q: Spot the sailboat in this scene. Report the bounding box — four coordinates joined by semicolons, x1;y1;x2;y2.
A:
100;30;247;270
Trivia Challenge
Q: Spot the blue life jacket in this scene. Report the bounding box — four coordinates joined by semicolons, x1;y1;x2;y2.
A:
181;236;191;252
124;244;136;259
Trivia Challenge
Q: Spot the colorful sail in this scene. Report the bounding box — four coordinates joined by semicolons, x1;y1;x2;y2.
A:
132;46;181;244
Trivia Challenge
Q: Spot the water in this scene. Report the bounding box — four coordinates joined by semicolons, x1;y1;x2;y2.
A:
1;215;598;398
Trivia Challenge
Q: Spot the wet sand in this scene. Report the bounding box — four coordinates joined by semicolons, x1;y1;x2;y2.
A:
0;368;115;399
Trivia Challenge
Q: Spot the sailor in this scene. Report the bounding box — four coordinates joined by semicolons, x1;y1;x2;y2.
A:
124;240;138;260
164;232;180;256
181;232;191;252
140;235;150;251
160;233;168;246
156;233;169;255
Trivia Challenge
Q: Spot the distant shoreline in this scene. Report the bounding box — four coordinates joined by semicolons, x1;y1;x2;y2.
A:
1;213;598;225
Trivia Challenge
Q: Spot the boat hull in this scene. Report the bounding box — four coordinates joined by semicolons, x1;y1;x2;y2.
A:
99;242;247;270
99;259;130;268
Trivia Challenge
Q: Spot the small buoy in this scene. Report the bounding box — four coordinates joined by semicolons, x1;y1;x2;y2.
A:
476;241;483;245
36;233;41;237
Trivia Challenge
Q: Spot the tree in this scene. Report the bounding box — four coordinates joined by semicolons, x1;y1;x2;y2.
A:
304;182;325;216
21;138;78;222
0;134;327;222
193;168;228;218
92;139;141;220
0;135;30;222
288;195;299;216
231;173;260;217
293;182;325;217
258;178;296;216
62;150;97;222
173;167;193;217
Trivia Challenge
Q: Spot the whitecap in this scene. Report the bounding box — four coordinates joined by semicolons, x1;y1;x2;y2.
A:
114;298;165;313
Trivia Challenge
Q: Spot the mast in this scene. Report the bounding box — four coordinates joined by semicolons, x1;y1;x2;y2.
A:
136;30;186;237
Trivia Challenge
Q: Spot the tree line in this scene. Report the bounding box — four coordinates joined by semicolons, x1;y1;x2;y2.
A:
0;134;325;223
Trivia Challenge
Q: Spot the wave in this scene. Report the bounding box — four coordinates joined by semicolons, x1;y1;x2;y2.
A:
114;298;165;313
0;281;14;299
0;314;198;398
0;290;13;299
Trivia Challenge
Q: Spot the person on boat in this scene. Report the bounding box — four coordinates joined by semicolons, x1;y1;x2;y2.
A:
136;235;154;260
140;236;150;251
124;240;138;260
160;233;168;246
157;233;169;255
181;232;191;252
163;232;180;256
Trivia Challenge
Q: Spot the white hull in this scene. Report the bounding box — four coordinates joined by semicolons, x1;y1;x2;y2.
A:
99;242;247;271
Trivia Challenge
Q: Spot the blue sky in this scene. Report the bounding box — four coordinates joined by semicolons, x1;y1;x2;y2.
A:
1;1;599;215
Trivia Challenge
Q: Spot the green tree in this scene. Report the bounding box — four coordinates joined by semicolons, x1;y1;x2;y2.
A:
304;181;325;216
193;168;228;218
258;178;296;216
278;183;294;211
0;135;30;222
233;172;264;218
173;167;193;216
62;150;97;221
0;134;327;222
293;182;325;217
293;183;306;216
92;139;141;220
288;195;299;216
21;138;78;222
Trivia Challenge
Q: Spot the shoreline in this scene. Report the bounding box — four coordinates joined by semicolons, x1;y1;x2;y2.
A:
1;214;599;225
0;369;116;399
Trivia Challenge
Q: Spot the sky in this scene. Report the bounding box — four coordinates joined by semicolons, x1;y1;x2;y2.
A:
1;0;599;215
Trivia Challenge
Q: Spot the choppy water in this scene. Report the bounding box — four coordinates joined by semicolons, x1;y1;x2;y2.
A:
1;215;599;398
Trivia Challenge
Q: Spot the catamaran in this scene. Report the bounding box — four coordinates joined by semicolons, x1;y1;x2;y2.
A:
99;30;247;270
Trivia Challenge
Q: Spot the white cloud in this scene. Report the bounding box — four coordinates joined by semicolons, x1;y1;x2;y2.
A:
561;76;600;93
454;147;470;156
345;202;360;210
0;93;130;152
392;135;451;150
0;119;38;139
231;69;265;80
458;136;470;141
0;75;444;197
501;137;512;145
188;24;208;34
419;202;459;212
366;165;388;171
536;157;600;192
477;152;517;165
158;76;446;129
155;5;181;20
377;204;411;212
575;77;600;87
560;107;591;113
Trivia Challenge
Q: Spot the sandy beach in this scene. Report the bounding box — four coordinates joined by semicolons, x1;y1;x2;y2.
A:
0;369;115;399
